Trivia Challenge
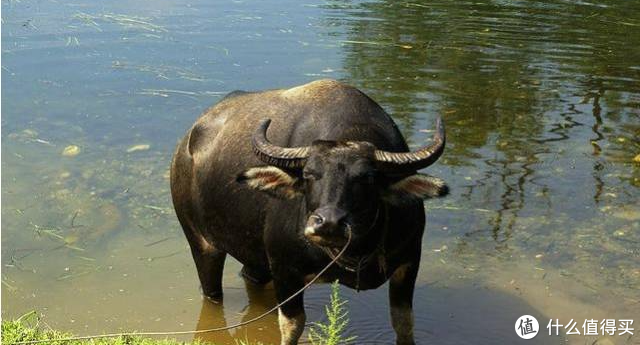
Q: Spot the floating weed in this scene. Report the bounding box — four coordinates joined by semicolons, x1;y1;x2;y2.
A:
64;244;86;252
2;275;18;293
112;61;207;82
31;138;55;146
138;89;198;98
74;255;97;262
137;89;228;99
32;223;64;241
56;264;100;281
142;205;173;214
101;14;167;33
425;203;492;213
73;12;102;32
126;144;151;153
65;36;80;46
6;254;30;271
405;2;429;8
340;40;413;49
73;12;167;33
206;45;230;55
139;33;163;39
30;223;87;252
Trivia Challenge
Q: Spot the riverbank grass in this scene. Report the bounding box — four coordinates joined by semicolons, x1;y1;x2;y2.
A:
2;311;196;345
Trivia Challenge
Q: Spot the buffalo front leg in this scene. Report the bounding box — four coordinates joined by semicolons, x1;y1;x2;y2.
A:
389;262;419;345
273;272;306;345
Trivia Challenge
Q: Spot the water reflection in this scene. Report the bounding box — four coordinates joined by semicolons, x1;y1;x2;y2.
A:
194;282;281;345
2;0;639;343
333;0;639;293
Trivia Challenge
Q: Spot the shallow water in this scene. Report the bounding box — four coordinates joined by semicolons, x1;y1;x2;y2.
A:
2;0;639;344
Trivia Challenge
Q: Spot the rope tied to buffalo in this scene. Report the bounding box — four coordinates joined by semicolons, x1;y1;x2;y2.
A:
7;231;353;345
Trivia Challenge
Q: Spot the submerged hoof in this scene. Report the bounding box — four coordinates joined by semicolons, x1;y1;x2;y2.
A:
202;288;223;302
203;292;223;303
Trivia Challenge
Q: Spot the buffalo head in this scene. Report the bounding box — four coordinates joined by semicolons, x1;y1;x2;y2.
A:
237;118;448;250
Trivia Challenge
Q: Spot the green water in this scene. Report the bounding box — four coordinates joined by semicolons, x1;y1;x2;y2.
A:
2;0;639;344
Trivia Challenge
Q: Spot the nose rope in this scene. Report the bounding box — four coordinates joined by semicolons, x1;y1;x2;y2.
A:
356;256;363;292
368;204;382;232
346;203;381;238
320;203;383;290
7;231;353;345
356;206;375;292
352;205;381;292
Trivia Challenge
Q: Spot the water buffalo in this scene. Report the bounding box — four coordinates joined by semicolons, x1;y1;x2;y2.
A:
170;79;448;345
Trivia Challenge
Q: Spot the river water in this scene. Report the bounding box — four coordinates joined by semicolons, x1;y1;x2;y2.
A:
2;0;639;344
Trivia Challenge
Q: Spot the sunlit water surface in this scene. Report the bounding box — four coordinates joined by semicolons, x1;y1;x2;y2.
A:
2;0;639;344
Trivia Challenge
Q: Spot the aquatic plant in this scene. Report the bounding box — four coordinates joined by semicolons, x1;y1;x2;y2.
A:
308;281;356;345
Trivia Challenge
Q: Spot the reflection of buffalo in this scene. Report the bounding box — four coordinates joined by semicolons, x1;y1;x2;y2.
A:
194;282;281;345
171;79;448;344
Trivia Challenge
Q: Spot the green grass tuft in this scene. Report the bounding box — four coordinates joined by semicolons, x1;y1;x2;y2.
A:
308;281;356;345
1;311;199;345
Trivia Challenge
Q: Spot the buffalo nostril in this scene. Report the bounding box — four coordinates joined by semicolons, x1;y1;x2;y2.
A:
312;207;347;230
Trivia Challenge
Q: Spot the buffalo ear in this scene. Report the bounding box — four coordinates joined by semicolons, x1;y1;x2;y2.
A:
382;173;449;205
236;166;302;199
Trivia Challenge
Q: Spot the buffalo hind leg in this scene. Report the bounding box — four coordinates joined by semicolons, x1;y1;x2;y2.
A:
389;262;419;345
187;234;227;301
195;247;227;301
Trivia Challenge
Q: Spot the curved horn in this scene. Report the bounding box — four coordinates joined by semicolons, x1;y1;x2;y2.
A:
374;117;445;172
252;119;311;169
